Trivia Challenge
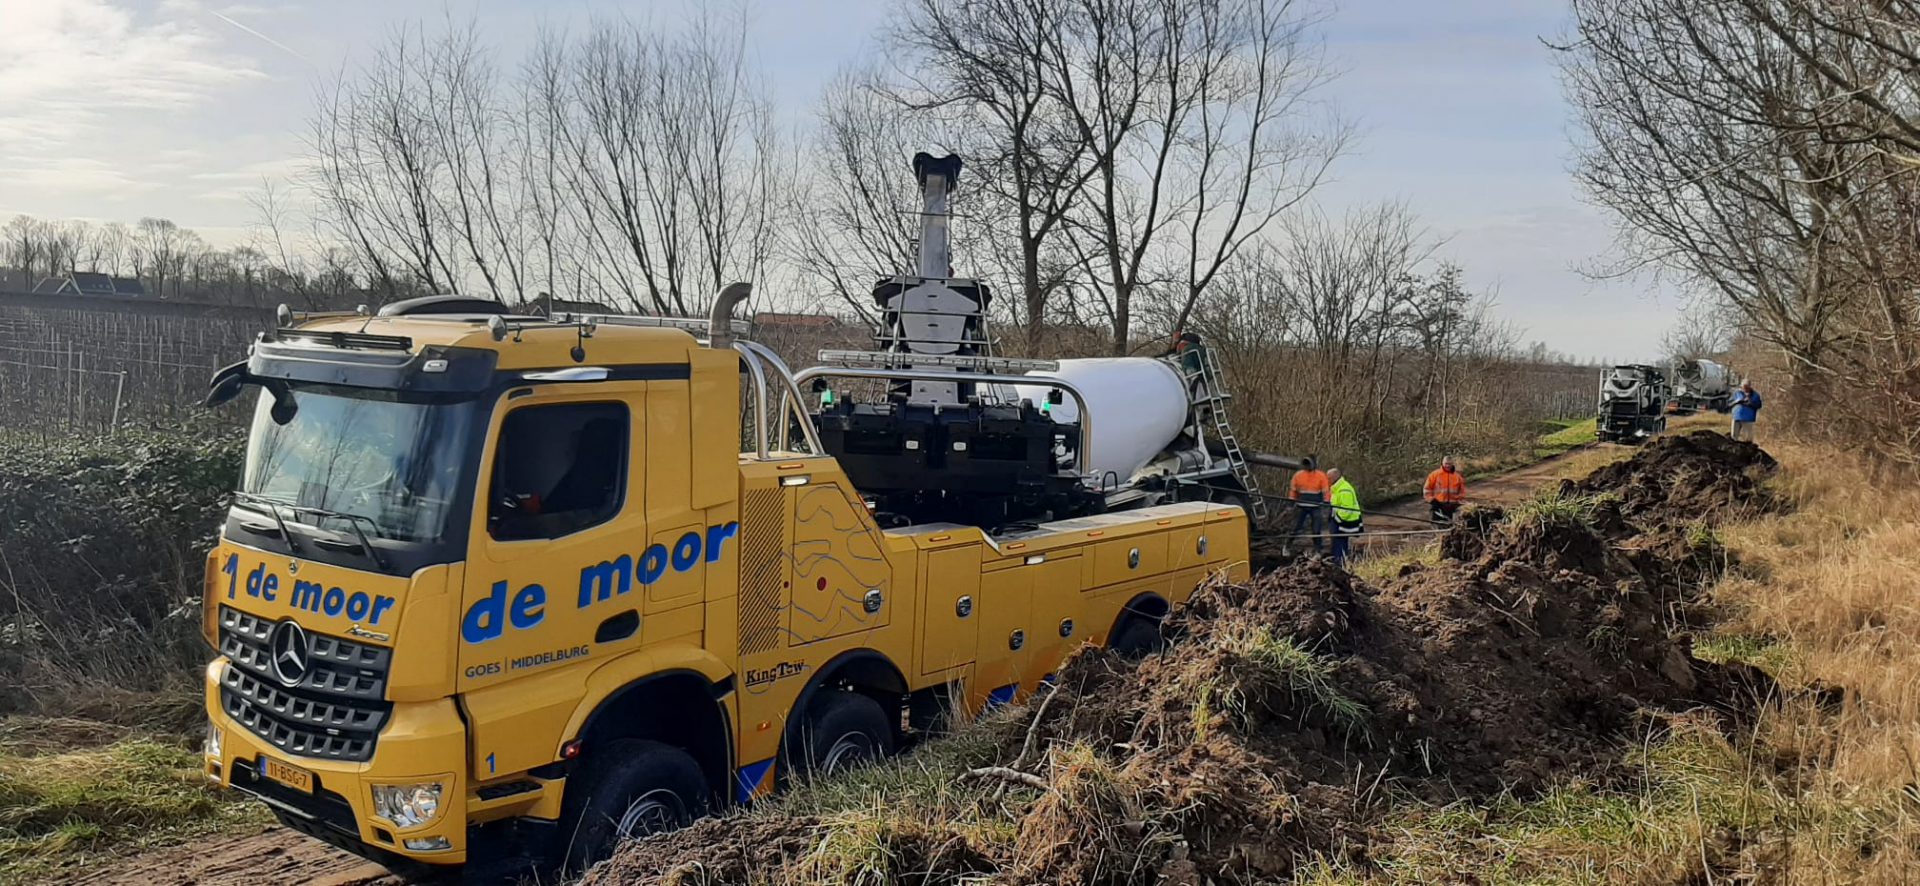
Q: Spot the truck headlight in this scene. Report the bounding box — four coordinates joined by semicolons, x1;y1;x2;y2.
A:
372;782;445;829
203;721;222;760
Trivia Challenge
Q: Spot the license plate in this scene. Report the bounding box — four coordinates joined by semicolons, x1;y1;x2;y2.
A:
261;756;315;794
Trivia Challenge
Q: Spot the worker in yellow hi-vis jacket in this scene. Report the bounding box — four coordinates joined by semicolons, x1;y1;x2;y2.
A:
1328;468;1363;567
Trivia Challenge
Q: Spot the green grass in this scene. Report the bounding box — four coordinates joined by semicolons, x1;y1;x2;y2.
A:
1692;632;1799;677
1535;418;1599;457
0;724;267;884
1352;544;1440;584
1507;488;1608;530
1209;623;1371;736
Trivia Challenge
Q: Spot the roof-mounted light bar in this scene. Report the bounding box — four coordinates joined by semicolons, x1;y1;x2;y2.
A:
275;303;368;328
568;313;752;335
817;349;1059;373
274;328;414;351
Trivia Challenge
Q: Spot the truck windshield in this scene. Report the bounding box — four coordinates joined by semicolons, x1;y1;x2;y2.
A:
240;387;479;543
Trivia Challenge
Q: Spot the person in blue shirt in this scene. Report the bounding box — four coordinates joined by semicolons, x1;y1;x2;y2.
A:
1729;382;1763;442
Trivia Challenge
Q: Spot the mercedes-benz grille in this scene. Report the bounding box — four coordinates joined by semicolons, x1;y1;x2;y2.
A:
217;606;392;762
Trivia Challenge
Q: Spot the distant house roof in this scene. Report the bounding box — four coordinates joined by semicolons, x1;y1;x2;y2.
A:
69;272;116;295
31;273;145;297
753;312;841;329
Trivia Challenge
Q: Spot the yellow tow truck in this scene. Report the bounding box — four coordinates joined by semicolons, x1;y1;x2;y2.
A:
198;154;1254;875
197;299;1248;874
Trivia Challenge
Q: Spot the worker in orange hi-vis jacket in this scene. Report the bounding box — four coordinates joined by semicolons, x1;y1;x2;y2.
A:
1287;456;1331;555
1423;455;1466;526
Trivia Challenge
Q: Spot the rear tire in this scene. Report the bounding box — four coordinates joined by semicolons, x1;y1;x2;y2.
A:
783;691;894;780
1110;617;1165;658
557;738;708;874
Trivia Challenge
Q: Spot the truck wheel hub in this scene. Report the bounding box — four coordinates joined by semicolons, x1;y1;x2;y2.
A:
614;788;685;839
821;734;875;773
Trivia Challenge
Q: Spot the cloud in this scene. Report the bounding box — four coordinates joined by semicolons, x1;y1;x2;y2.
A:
0;0;265;192
0;156;156;194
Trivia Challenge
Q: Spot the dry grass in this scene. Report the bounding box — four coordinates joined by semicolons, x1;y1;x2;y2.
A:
1308;427;1920;883
1713;437;1920;817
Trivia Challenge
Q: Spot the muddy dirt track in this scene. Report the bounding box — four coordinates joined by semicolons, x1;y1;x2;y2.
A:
66;824;404;886
81;439;1687;886
1254;441;1614;564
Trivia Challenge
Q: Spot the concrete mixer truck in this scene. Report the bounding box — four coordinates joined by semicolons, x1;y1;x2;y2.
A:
807;154;1295;531
1668;358;1735;414
1596;364;1670;443
193;151;1273;877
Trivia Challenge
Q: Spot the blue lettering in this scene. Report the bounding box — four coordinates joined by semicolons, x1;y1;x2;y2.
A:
322;586;345;617
370;595;395;625
222;554;239;599
705;522;739;562
672;532;701;571
345;591;370;621
462;581;508;644
260;574;279;603
291;580;324;612
638;545;668;584
510;584;546;629
578;556;633;608
245;562;265;598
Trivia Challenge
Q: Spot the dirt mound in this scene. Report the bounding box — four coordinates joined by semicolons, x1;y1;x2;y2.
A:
590;440;1782;885
1576;430;1779;525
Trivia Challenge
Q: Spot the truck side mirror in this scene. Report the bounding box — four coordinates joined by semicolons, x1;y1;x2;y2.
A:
203;362;249;408
205;360;298;424
266;382;298;425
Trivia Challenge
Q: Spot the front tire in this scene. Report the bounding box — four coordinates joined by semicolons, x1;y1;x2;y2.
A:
558;738;708;873
783;690;894;780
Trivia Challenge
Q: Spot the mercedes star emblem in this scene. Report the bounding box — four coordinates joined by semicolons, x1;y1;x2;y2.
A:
268;620;311;687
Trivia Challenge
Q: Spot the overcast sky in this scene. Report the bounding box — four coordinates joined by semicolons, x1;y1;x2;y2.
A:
0;0;1681;361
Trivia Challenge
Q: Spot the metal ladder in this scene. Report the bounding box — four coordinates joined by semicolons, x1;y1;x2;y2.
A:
1186;346;1269;523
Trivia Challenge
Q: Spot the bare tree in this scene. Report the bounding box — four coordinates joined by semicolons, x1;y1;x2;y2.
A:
888;0;1094;349
91;222;132;277
1661;300;1733;366
134;217;196;299
248;180;325;309
514;8;780;315
3;216;46;287
1560;0;1920;465
423;21;529;302
309;27;459;297
788;71;926;325
885;0;1345;354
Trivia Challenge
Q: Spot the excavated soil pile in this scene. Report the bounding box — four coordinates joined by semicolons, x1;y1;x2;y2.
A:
1576;430;1779;526
589;437;1780;886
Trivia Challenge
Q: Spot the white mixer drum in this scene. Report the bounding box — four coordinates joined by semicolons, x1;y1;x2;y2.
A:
1015;358;1191;485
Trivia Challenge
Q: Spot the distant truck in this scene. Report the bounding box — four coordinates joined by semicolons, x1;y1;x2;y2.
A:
1668;358;1733;414
1597;364;1670;444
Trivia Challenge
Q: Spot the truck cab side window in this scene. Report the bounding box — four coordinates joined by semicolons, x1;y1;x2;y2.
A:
489;402;629;541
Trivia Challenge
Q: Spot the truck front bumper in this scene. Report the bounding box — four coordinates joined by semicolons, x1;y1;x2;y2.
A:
202;660;471;866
